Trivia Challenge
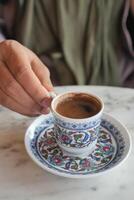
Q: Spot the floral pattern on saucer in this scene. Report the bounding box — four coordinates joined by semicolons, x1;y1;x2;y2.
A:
29;115;126;175
37;128;115;173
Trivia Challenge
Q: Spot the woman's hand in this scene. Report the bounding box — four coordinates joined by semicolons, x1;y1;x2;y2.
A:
0;40;54;116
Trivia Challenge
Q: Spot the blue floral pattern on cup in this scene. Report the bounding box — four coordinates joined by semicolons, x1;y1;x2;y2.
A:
54;123;100;148
51;92;104;155
54;117;101;130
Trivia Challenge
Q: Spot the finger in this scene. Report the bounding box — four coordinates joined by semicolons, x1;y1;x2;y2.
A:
31;57;54;92
31;58;54;108
1;40;52;108
0;88;40;116
0;61;42;112
6;57;52;106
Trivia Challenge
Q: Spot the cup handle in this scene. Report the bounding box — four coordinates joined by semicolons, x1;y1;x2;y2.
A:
49;92;57;99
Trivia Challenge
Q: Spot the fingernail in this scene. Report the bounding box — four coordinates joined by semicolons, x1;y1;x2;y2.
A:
40;98;52;107
40;107;50;114
44;89;51;97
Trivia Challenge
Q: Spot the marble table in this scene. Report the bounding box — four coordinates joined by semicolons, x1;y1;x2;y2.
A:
0;86;134;200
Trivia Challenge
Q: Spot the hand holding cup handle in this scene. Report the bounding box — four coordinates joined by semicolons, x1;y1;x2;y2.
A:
0;40;55;116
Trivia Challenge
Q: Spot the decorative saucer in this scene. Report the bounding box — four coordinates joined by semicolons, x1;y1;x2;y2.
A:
25;113;131;178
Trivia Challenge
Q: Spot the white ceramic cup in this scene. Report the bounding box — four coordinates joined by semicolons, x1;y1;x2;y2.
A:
51;92;104;157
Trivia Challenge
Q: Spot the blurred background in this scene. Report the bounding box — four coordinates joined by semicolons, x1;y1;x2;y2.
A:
0;0;134;88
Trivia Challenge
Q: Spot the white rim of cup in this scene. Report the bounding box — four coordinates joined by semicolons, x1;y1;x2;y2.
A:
51;91;104;122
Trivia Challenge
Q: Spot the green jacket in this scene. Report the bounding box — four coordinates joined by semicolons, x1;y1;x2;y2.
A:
0;0;128;86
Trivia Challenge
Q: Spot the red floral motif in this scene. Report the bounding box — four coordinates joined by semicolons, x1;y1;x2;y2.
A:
47;138;55;145
80;159;90;169
51;155;63;166
60;135;71;144
103;146;110;152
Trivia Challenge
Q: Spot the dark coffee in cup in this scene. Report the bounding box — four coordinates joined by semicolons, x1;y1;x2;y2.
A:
55;93;101;119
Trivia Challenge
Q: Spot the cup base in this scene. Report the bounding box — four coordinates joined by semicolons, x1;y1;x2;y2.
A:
57;139;97;158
